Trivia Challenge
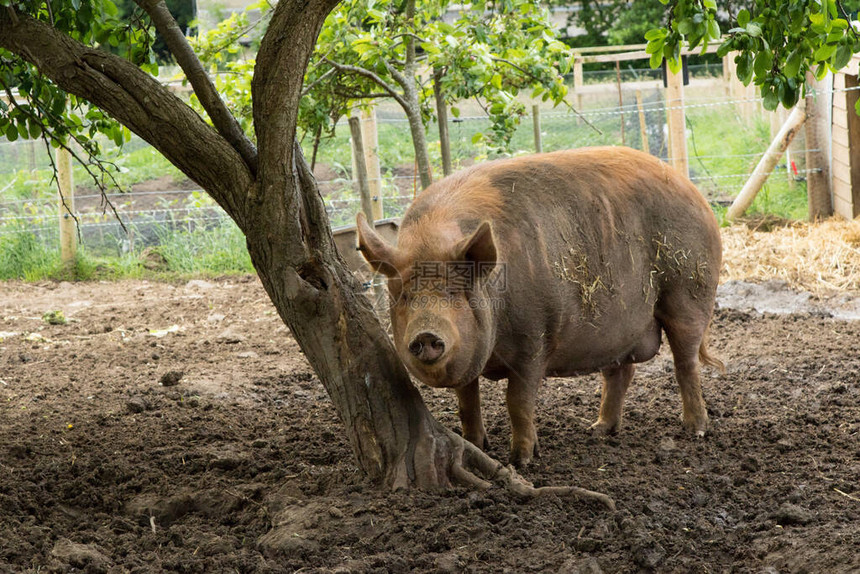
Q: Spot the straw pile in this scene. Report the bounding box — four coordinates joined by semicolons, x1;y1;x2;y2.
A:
721;218;860;295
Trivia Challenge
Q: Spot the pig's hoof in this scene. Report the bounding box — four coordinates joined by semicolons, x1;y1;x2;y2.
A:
682;416;708;437
589;420;619;437
509;444;539;469
464;434;489;451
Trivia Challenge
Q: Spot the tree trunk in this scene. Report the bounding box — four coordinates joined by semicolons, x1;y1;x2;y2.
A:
403;88;434;190
0;2;614;506
400;0;433;189
434;68;453;177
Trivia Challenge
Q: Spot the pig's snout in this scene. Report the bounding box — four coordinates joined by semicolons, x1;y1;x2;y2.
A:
408;332;446;364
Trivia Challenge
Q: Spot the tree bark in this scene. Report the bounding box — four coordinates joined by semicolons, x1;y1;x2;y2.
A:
434;68;453;177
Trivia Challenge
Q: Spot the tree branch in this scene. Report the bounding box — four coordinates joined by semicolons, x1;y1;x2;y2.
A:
381;58;414;99
0;77;128;231
321;57;409;108
136;0;259;175
491;56;544;83
0;6;253;227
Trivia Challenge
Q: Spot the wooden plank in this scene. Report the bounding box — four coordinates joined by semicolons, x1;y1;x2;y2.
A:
833;176;852;199
573;43;648;55
833;125;851;147
834;194;854;220
833;110;849;130
832;141;851;166
834;73;846;90
845;74;860;218
832;158;854;184
581;42;721;64
833;176;852;195
833;92;847;111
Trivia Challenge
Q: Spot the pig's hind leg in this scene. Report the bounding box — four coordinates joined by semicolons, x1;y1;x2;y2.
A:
590;363;636;436
655;300;712;436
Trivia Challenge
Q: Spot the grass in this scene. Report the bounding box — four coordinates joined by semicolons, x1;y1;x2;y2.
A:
0;139;185;202
0;218;253;281
0;87;825;282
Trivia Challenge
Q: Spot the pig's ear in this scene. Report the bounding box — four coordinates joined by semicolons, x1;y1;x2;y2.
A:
356;212;400;277
458;221;497;277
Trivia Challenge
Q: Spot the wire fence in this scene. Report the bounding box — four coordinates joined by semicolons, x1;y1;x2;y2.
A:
0;67;836;266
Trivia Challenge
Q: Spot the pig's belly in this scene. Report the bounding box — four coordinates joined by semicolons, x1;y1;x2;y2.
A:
544;318;663;376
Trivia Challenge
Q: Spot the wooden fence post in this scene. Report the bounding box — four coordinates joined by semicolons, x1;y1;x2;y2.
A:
57;147;76;272
532;105;542;153
348;117;375;225
573;56;584;114
804;72;833;220
433;69;453;177
615;61;625;146
359;108;384;220
636;90;649;153
665;64;688;178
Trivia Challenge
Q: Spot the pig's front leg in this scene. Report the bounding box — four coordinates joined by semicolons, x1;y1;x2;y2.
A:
506;368;543;468
455;378;489;450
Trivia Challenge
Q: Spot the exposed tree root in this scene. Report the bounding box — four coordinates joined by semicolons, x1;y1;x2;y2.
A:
445;429;616;510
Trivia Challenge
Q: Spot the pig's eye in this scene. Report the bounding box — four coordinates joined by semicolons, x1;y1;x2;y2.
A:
395;289;411;305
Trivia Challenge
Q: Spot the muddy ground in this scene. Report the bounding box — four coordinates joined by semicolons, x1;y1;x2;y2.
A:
1;277;859;573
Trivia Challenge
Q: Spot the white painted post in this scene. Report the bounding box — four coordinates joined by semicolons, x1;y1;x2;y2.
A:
726;102;808;221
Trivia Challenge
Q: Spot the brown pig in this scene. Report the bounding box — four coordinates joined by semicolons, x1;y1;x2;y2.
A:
357;147;723;467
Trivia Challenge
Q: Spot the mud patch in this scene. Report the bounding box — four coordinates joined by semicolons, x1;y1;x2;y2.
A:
1;277;859;572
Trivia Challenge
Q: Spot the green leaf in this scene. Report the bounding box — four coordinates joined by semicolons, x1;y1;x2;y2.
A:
784;49;802;78
644;28;664;41
746;23;762;38
28;119;41;139
708;19;720;40
5;123;18;142
646;39;664;54
649;51;663;69
778;80;799;108
813;43;838;62
762;86;780;111
754;50;773;77
451;106;460;118
834;43;853;70
736;52;753;85
737;9;750;28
